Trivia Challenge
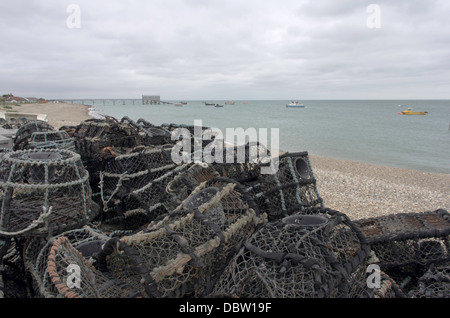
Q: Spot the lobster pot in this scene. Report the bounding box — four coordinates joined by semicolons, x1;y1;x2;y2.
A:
99;145;177;212
135;118;174;145
161;122;217;150
44;235;145;298
408;262;450;298
94;177;267;298
245;152;324;221
23;226;112;298
73;118;146;161
354;209;450;294
0;149;98;237
209;141;272;183
13;120;55;151
27;131;76;151
354;210;450;268
211;207;372;298
166;163;220;201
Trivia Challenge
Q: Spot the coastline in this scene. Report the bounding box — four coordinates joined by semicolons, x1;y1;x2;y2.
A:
4;102;448;221
10;102;95;129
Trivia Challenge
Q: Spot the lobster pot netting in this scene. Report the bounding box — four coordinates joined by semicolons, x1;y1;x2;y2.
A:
23;226;112;298
13;120;55;151
354;209;450;293
94;177;267;298
26;131;76;151
211;206;372;298
408;262;450;298
207;141;272;183
0;149;98;237
244;152;324;221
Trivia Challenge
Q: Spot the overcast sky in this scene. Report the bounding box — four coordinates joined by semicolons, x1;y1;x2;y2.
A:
1;0;449;100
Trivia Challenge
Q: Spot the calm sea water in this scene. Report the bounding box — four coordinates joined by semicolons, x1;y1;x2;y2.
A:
79;99;450;174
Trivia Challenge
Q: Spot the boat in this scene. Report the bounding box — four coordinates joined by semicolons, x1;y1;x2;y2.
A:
174;103;183;107
399;108;428;115
225;101;235;105
215;104;224;108
204;102;215;106
286;100;305;108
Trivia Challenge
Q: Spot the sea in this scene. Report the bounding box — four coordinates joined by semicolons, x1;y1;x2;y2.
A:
76;99;450;174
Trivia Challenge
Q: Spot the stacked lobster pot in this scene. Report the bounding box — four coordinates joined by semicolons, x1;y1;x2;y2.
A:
135;118;174;146
244;151;324;221
211;206;372;298
208;141;272;183
13;120;55;151
72;117;148;201
26;131;76;151
0;149;98;238
91;177;267;298
354;209;450;295
98;145;191;230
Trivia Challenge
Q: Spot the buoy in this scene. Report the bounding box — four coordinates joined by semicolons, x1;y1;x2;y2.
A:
398;112;402;115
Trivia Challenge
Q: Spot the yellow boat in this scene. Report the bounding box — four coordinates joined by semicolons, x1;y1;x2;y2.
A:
400;108;428;115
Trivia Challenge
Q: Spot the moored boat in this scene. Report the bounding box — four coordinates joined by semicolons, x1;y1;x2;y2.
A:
399;108;428;115
286;100;305;108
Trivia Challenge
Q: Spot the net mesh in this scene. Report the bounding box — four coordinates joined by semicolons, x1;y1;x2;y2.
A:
211;206;372;298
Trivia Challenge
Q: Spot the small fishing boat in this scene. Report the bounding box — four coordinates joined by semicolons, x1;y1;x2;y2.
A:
225;101;235;105
215;104;224;108
399;108;428;115
286;101;305;108
204;102;215;106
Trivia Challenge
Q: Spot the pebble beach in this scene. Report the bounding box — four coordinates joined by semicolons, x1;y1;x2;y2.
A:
9;102;450;221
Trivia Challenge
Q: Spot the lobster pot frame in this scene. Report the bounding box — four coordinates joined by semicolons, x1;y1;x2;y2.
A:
13;120;55;151
211;206;372;298
245;152;324;221
0;149;98;237
27;131;76;151
94;177;267;298
23;226;111;298
209;141;272;183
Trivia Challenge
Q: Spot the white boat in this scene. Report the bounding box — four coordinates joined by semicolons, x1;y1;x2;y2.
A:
286;101;305;108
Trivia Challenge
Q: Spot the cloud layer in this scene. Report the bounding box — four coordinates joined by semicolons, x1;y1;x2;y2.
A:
1;0;449;99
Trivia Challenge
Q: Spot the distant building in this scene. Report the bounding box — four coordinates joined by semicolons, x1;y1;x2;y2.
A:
25;97;38;103
142;95;160;104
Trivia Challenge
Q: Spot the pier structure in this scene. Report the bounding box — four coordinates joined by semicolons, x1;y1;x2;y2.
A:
50;96;172;105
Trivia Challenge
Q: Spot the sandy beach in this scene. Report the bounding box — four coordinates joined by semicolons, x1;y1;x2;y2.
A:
4;102;448;221
10;102;94;129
